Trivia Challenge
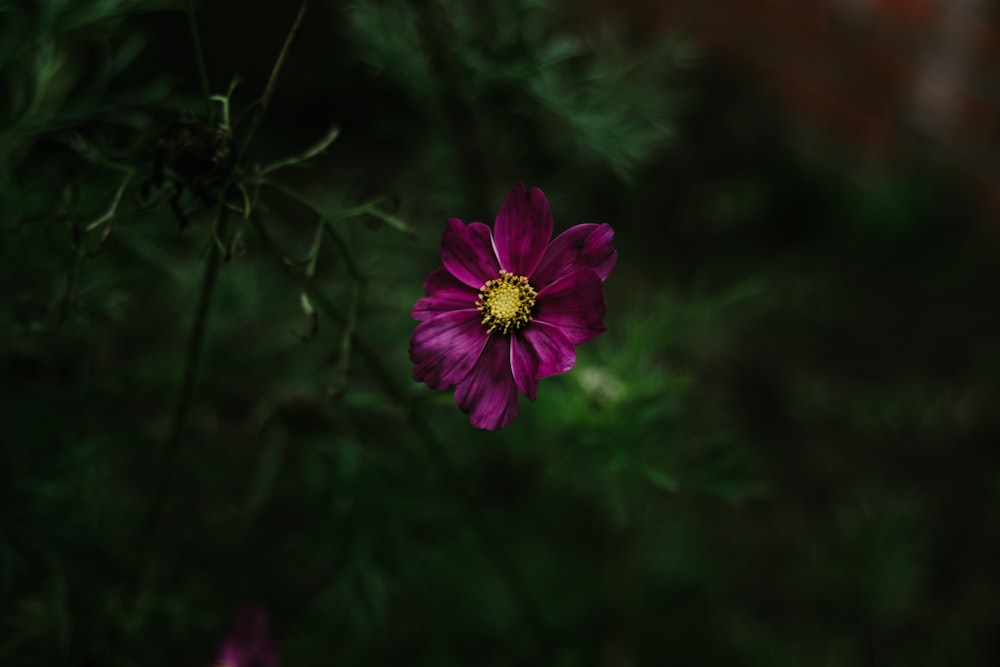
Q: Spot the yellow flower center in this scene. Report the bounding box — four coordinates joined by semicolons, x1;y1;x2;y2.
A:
476;269;537;335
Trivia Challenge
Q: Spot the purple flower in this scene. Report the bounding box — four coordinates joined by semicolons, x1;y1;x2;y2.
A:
410;183;617;430
214;606;279;667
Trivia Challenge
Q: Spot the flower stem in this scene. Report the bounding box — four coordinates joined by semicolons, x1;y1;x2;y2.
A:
234;0;313;168
139;210;228;547
138;0;313;548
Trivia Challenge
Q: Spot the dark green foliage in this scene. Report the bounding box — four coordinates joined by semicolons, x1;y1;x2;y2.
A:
3;1;1000;666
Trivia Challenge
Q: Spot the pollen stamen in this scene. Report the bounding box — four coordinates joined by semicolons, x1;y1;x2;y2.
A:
476;269;537;335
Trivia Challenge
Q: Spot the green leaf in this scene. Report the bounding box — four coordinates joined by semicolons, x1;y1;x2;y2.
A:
364;206;415;238
640;465;679;493
300;291;315;317
261;124;340;175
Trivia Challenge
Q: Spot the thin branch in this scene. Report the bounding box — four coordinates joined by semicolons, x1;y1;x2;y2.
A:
329;276;362;397
138;0;313;550
233;0;313;168
262;178;365;279
73;168;135;257
260;125;340;175
139;210;228;548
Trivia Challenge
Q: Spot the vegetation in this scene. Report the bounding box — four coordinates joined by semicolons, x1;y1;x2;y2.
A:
3;1;998;665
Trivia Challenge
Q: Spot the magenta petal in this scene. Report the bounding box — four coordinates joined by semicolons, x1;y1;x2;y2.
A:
454;335;519;430
509;333;540;401
412;268;479;321
493;183;553;277
441;218;500;288
530;223;617;289
218;606;278;667
523;321;576;379
410;310;488;390
511;322;576;400
534;268;607;345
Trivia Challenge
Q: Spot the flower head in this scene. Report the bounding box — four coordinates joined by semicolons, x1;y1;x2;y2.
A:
410;183;616;430
215;606;279;667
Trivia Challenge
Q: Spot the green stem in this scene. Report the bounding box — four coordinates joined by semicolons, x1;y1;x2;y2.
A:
261;178;365;279
185;0;212;119
324;220;363;281
140;211;228;546
234;0;313;168
139;0;313;547
330;276;362;396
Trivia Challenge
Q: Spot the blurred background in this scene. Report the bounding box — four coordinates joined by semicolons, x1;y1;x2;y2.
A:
3;0;1000;665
